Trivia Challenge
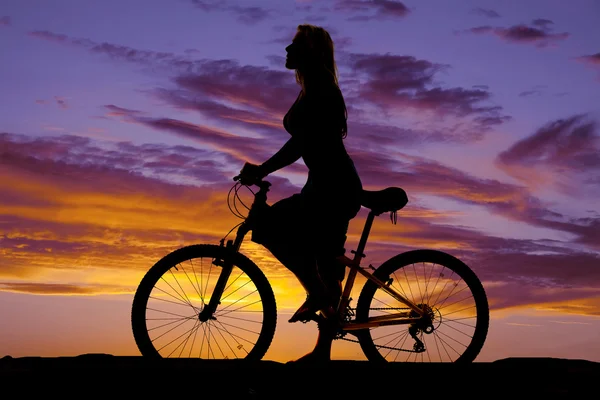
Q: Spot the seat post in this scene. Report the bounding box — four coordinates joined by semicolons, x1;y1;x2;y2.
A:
340;211;376;304
353;210;375;261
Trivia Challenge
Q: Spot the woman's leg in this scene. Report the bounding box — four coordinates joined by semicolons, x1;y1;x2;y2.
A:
250;194;332;322
290;197;362;363
288;215;354;363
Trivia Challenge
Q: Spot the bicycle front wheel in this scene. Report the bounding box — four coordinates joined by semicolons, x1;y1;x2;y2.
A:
355;249;489;363
131;244;277;360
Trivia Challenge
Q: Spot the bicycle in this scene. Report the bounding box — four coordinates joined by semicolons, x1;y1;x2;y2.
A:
131;176;489;363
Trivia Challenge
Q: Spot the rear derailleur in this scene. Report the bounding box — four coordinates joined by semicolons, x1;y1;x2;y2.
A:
408;303;436;353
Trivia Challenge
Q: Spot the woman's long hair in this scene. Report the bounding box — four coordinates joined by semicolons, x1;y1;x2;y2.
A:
295;24;348;138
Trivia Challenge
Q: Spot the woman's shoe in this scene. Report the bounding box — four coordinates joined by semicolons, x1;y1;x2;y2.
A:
288;297;319;323
288;296;336;323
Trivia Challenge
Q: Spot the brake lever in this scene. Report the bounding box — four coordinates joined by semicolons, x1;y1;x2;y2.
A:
234;174;255;186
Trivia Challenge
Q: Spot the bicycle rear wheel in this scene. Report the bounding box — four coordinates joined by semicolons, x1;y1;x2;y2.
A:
131;244;277;360
355;249;489;363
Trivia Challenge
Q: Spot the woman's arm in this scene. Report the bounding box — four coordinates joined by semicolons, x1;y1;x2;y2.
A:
259;136;302;176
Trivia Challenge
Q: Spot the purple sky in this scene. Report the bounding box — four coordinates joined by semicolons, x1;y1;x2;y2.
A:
1;0;599;361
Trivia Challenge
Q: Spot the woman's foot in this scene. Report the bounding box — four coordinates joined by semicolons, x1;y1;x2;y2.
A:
288;297;317;323
288;297;336;323
288;277;342;323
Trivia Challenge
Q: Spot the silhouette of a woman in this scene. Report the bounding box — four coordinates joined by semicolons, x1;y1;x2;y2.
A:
240;24;362;362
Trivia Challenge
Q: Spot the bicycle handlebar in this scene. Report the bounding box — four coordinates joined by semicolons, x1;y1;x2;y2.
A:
233;174;271;190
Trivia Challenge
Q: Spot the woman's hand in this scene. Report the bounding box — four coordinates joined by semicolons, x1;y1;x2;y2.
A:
239;162;267;185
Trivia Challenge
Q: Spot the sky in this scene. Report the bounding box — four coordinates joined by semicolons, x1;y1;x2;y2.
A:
1;0;599;362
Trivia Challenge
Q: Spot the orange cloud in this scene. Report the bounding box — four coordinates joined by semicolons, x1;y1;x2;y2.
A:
1;132;599;318
0;282;131;295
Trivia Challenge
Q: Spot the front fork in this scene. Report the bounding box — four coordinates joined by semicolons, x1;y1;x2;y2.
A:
198;183;269;321
197;227;248;322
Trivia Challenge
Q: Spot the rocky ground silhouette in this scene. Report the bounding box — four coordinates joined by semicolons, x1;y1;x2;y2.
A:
1;354;597;398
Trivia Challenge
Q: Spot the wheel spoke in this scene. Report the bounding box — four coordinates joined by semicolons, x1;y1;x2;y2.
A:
147;314;197;332
412;263;424;305
189;258;204;304
188;322;200;358
155;318;197;349
216;319;262;337
442;316;476;328
179;261;204;305
170;267;196;308
213;319;252;356
436;291;473;312
216;299;265;319
211;319;238;357
158;277;195;309
434;283;471;310
218;313;267;325
369;296;402;313
202;258;214;307
146;308;191;318
132;245;276;360
390;270;410;302
402;267;415;304
217;287;260;315
443;304;476;317
148;294;195;309
356;252;488;363
424;262;436;306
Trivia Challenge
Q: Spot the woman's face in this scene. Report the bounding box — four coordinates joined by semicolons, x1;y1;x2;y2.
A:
285;33;307;70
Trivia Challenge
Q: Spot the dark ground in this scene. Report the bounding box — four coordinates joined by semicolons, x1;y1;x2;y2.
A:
1;354;597;398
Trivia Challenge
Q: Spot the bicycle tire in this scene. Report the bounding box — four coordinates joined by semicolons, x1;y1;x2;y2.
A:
355;249;489;363
131;244;277;360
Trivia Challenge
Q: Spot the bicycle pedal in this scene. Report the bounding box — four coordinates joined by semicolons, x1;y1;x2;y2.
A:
304;314;320;323
288;312;319;324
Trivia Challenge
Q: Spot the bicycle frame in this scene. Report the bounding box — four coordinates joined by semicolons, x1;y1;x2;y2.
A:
336;209;425;332
205;179;425;330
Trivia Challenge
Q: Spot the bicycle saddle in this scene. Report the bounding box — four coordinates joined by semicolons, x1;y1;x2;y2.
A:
360;187;408;216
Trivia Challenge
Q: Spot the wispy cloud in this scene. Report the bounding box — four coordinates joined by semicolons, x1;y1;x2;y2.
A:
190;0;273;25
574;52;600;81
496;114;600;196
459;19;569;48
0;16;10;26
34;96;70;109
29;30;196;70
343;52;510;136
334;0;410;21
549;320;592;325
54;96;68;109
104;104;145;117
518;85;546;97
577;53;600;66
471;8;501;19
0;282;132;295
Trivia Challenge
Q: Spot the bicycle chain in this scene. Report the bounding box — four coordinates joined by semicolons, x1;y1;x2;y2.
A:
337;307;422;353
337;336;421;353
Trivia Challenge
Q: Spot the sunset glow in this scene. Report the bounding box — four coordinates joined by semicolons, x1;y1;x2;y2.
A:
1;0;599;362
